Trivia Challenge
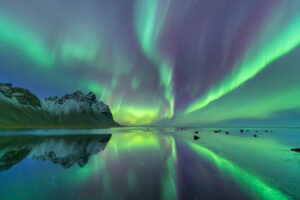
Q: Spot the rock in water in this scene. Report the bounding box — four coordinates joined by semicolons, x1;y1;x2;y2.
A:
225;131;229;135
194;136;199;140
253;134;257;138
0;83;119;128
194;130;199;134
240;129;244;133
291;148;300;153
214;130;221;133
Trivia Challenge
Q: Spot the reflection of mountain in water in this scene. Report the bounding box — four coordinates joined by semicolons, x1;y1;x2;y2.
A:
0;134;111;171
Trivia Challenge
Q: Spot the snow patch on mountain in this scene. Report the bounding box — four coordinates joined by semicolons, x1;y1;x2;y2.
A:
42;91;111;115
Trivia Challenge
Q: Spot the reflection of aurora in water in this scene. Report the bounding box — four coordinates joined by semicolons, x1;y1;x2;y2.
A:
0;128;298;200
73;133;178;200
188;142;291;200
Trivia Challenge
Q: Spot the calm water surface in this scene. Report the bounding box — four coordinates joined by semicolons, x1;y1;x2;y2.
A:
0;127;299;200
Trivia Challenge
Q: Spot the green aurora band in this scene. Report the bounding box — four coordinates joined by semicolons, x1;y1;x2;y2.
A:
185;6;300;115
0;15;55;68
135;0;174;119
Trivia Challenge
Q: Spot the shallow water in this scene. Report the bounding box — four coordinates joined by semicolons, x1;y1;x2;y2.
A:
0;127;299;200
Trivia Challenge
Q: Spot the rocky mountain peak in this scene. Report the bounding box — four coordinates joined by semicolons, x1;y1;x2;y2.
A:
45;90;97;104
42;90;112;118
0;83;119;128
0;83;13;98
87;92;96;102
0;83;41;107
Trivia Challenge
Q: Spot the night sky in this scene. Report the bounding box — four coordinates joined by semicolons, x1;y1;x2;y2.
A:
0;0;300;126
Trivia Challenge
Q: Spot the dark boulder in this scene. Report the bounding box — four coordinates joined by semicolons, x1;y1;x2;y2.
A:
291;148;300;153
194;136;199;140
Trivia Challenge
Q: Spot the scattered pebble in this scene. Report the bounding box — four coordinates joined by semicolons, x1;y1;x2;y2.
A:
240;129;244;133
253;134;257;137
225;131;229;135
214;130;222;133
194;131;199;134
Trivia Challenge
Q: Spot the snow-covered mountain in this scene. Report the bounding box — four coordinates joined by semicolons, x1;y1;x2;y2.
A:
0;83;119;128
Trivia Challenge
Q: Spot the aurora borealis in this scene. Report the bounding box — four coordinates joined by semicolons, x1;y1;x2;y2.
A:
1;0;300;126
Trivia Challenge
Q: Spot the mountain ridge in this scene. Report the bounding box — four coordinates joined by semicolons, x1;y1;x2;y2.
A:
0;83;119;128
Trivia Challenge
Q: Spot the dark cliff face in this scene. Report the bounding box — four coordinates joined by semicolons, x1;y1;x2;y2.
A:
0;83;119;128
0;83;40;107
12;87;41;107
0;83;12;98
0;134;112;171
